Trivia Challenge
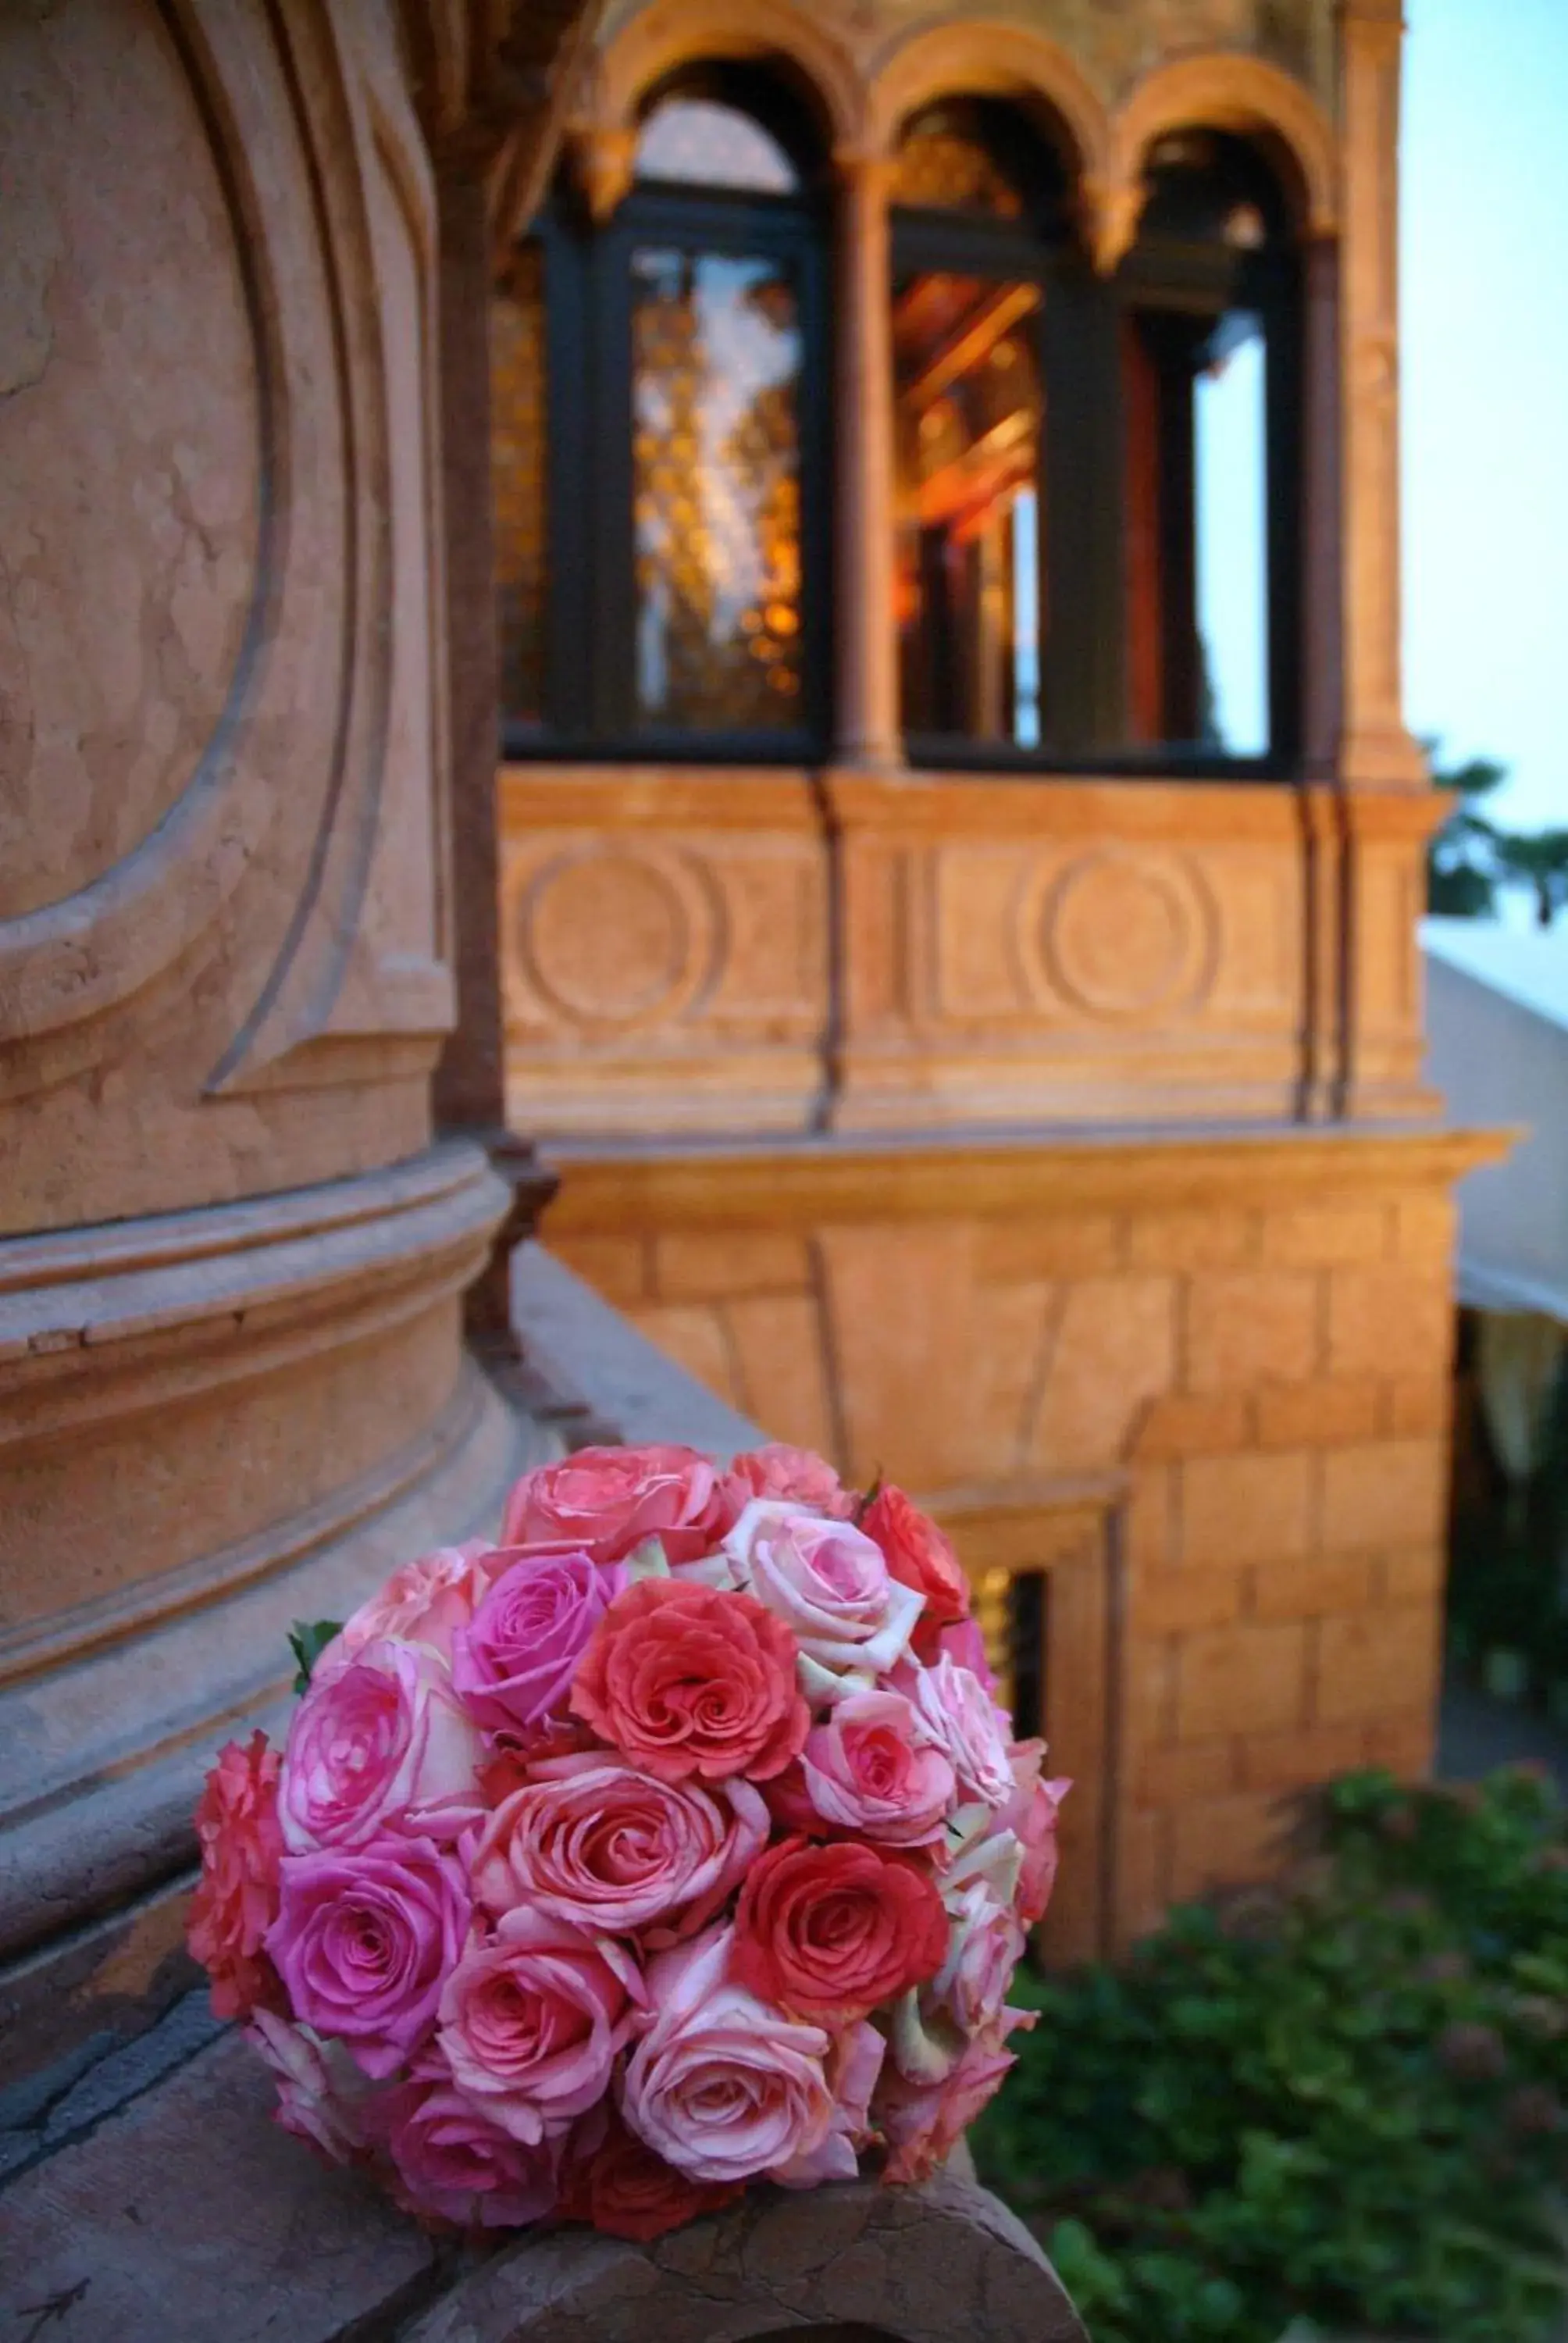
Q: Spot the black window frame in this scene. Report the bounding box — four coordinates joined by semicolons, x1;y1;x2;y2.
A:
503;162;834;765
496;102;1308;783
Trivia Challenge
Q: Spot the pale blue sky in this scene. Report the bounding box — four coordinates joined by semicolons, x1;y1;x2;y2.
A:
1403;0;1568;826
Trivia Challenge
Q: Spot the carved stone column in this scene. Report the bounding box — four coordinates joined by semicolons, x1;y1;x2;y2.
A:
833;150;903;773
1338;0;1424;789
0;0;579;2066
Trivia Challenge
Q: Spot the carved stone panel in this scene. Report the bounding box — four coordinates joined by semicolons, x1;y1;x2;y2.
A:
501;768;831;1134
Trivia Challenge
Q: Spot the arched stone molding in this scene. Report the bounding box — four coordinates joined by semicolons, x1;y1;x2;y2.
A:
570;0;865;220
864;21;1114;232
1104;52;1338;271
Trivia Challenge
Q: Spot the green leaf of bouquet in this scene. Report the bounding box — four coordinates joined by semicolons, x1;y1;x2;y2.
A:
287;1617;343;1696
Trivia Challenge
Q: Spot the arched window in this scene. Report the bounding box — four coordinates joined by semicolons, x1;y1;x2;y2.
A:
493;66;831;757
1117;131;1303;768
891;101;1071;756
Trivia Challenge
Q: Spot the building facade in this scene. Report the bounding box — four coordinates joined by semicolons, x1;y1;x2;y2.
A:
493;0;1502;1951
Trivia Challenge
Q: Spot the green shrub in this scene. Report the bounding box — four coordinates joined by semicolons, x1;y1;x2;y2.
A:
974;1767;1568;2343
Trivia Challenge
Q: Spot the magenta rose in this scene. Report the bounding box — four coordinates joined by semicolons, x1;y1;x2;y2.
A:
910;1653;1014;1807
327;1542;492;1667
800;1689;955;1846
375;2062;560;2229
721;1501;924;1699
501;1446;734;1565
267;1837;469;2078
620;1926;836;2185
279;1639;483;1853
438;1906;643;2145
451;1548;625;1733
472;1752;768;1944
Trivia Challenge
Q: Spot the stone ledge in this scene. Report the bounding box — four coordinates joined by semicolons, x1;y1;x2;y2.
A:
0;2026;1086;2343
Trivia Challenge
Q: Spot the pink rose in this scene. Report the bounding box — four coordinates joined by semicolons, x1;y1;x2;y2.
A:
279;1639;483;1852
328;1542;492;1666
877;2017;1030;2186
472;1753;768;1944
889;1881;1023;2085
800;1690;955;1846
187;1731;286;2021
451;1548;625;1733
438;1906;642;2145
267;1837;469;2077
722;1501;924;1699
771;2017;885;2188
247;2009;371;2166
724;1446;853;1517
910;1654;1014;1807
501;1446;734;1565
621;1927;836;2185
376;2063;560;2229
935;1616;1000;1694
1000;1744;1069;1927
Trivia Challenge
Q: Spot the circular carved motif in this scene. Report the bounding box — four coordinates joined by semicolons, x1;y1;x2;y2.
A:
1039;850;1216;1020
520;847;714;1028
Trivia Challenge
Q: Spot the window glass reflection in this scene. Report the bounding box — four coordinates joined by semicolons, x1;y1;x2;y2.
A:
632;248;803;732
636;99;798;193
893;102;1025;219
1196;313;1269;756
491;244;547;724
894;273;1045;745
1123;306;1269;754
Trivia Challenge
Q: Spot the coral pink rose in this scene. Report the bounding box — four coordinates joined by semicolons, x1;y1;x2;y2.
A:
501;1446;733;1565
861;1486;970;1663
910;1654;1014;1808
187;1731;287;2021
376;2063;560;2229
572;1578;808;1785
800;1689;955;1846
452;1548;625;1733
246;2009;371;2166
724;1446;853;1517
329;1543;491;1666
279;1639;483;1852
621;1927;836;2185
771;2017;885;2188
721;1501;924;1699
438;1906;643;2145
877;2018;1030;2186
559;2106;742;2240
732;1837;948;2025
267;1837;469;2077
472;1753;768;1943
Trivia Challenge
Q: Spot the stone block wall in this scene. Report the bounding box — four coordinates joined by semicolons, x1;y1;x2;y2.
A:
544;1126;1499;1942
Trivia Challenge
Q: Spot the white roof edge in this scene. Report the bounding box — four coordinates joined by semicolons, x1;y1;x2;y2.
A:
1457;1254;1568;1324
1422;916;1568;1037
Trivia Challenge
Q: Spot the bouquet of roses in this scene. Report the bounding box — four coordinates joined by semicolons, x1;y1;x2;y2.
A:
187;1442;1066;2241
